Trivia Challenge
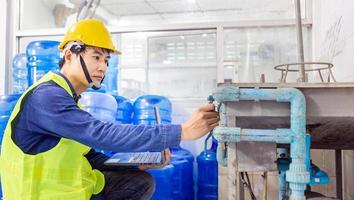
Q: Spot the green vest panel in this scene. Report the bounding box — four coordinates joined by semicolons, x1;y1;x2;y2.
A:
0;72;105;200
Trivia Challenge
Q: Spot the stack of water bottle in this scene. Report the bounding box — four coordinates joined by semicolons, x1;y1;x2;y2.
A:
79;92;133;156
78;92;220;200
133;95;218;200
12;40;61;94
133;95;194;200
79;93;197;200
12;54;28;94
26;40;61;86
0;94;21;142
6;41;61;137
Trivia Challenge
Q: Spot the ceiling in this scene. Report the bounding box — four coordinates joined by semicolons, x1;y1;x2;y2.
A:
99;0;295;17
37;0;306;28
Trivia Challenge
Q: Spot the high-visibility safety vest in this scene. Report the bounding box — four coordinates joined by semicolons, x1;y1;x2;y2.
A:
0;72;105;200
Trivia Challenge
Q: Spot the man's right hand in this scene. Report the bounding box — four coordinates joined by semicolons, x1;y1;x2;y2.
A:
181;104;219;140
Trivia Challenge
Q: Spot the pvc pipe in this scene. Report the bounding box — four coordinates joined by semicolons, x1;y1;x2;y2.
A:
212;87;309;200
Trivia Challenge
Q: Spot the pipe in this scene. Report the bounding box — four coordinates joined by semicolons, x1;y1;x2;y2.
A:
277;148;289;200
294;0;306;82
217;143;227;167
212;86;309;200
214;127;292;144
279;170;287;200
216;103;228;166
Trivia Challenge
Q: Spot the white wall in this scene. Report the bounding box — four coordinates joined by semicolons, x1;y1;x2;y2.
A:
313;0;354;81
0;0;7;95
20;0;56;30
312;1;354;199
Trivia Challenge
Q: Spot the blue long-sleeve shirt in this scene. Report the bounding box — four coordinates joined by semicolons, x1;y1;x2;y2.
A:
13;72;181;169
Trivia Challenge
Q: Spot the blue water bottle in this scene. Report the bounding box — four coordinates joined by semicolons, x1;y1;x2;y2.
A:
170;147;194;200
103;54;119;94
0;94;21;143
79;92;117;156
197;137;218;200
27;40;61;86
148;106;174;200
0;94;22;199
79;92;117;123
133;95;172;125
111;95;133;124
12;53;28;94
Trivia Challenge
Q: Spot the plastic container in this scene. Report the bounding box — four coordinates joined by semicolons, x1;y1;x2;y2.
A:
169;158;190;200
148;164;175;200
27;40;61;86
0;94;21;199
103;54;119;94
112;95;133;124
0;94;21;116
79;92;117;123
197;137;218;200
79;92;117;156
170;147;194;200
12;53;28;94
0;115;10;141
133;95;172;125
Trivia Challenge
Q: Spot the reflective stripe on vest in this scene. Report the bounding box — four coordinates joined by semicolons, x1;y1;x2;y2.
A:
0;72;105;200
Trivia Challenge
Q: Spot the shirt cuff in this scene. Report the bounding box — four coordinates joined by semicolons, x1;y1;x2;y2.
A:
163;124;182;148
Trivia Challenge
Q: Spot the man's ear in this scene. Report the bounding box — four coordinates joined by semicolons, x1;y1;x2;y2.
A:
63;50;73;63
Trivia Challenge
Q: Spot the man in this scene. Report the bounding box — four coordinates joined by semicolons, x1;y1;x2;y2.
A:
0;19;219;200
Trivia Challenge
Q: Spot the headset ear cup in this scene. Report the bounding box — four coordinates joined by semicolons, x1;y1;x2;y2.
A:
70;45;85;54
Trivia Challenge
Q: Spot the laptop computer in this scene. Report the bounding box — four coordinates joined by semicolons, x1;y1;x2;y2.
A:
104;151;165;166
104;107;165;166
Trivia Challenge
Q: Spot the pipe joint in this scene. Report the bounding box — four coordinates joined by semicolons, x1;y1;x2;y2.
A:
213;86;240;102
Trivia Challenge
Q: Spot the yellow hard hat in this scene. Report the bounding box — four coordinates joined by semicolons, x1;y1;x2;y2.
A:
58;19;121;54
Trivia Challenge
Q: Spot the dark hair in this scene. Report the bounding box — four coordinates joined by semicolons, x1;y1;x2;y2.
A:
59;44;86;69
59;44;112;69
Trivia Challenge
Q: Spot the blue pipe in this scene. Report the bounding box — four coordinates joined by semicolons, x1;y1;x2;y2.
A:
277;148;290;200
214;127;292;143
216;103;228;166
212;87;310;200
279;170;287;200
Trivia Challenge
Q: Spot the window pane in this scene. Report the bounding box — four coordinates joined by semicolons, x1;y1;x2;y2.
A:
149;33;216;66
120;68;147;98
224;26;311;83
117;30;216;99
148;67;216;98
148;31;216;98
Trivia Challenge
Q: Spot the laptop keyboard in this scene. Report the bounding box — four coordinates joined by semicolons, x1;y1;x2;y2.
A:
131;152;162;163
105;152;163;166
109;152;162;164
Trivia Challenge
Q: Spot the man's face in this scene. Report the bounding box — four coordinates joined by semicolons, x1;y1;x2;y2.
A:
79;47;110;87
